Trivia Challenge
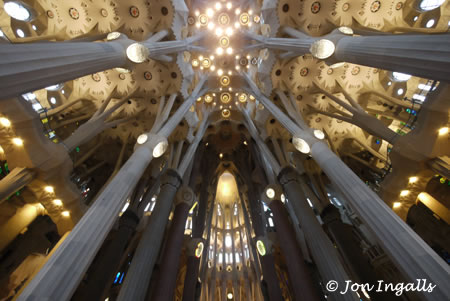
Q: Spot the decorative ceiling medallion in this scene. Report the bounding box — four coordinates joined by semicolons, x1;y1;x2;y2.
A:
238;93;248;103
202;58;211;68
46;10;54;18
342;3;350;12
327;68;333;75
220;76;230;86
69;8;80;20
220;36;230;47
144;71;152;80
187;16;195;25
351;66;360;75
300;67;309;77
191;59;199;67
239;13;250;25
253;15;260;23
251;58;258;65
218;13;230;25
395;2;403;10
205;94;213;103
311;2;321;14
239;58;248;66
221;92;231;103
199;14;208;26
119;73;126;80
222;109;231;118
92;73;101;82
370;1;381;13
100;8;108;17
129;6;140;18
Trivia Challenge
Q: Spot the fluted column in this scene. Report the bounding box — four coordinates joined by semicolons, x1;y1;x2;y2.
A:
333;33;450;82
75;210;140;301
0;167;35;203
278;167;358;301
18;80;206;301
151;187;193;301
117;169;182;301
264;187;320;301
0;36;133;100
245;75;450;301
321;205;397;301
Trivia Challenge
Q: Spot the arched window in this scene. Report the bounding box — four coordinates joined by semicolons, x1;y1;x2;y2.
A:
4;2;31;21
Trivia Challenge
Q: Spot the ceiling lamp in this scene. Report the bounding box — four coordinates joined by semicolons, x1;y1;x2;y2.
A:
12;137;23;146
191;59;199;67
137;134;148;144
222;109;231;118
199;14;208;25
221;92;231;103
205;94;213;103
220;76;230;86
53;199;63;206
409;176;418;184
220;36;230;47
292;137;311;154
62;211;70;217
400;190;409;197
202;58;211;68
393;202;402;209
438;127;449;136
0;117;11;127
238;93;247;103
310;39;335;60
227;293;233;299
239;13;250;25
265;188;275;199
4;2;31;21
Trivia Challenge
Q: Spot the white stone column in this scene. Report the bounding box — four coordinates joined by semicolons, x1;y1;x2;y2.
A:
116;114;209;301
244;76;450;300
0;36;134;100
0;167;35;203
333;34;450;82
17;80;206;301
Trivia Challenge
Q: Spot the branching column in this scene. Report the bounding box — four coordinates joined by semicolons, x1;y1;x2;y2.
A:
0;167;35;203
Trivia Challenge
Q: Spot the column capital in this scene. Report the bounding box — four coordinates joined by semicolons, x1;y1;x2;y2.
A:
161;168;182;189
277;166;299;186
175;185;195;207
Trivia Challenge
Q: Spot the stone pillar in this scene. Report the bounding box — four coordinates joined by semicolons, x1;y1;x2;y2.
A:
151;187;193;301
0;203;45;251
265;187;320;301
117;169;182;301
0;36;133;100
0;167;35;203
182;185;212;301
321;205;397;301
17;80;205;301
245;75;450;300
278;167;359;301
334;34;450;82
74;210;140;301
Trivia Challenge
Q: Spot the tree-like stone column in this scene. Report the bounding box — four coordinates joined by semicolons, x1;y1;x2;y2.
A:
17;79;206;301
150;187;194;301
117;113;209;301
244;75;450;301
264;186;321;301
0;167;35;203
0;36;134;100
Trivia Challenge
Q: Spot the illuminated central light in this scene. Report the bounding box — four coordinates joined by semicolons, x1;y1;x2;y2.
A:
310;39;335;60
44;186;54;193
220;76;230;86
205;94;213;103
438;127;449;136
256;240;266;256
153;141;168;158
195;242;204;258
227;293;233;299
199;14;208;25
126;43;149;63
238;93;247;103
292;137;311;154
266;188;275;199
191;59;199;67
239;13;250;25
220;36;230;47
202;58;211;68
218;13;230;25
222;109;231;118
221;92;231;103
